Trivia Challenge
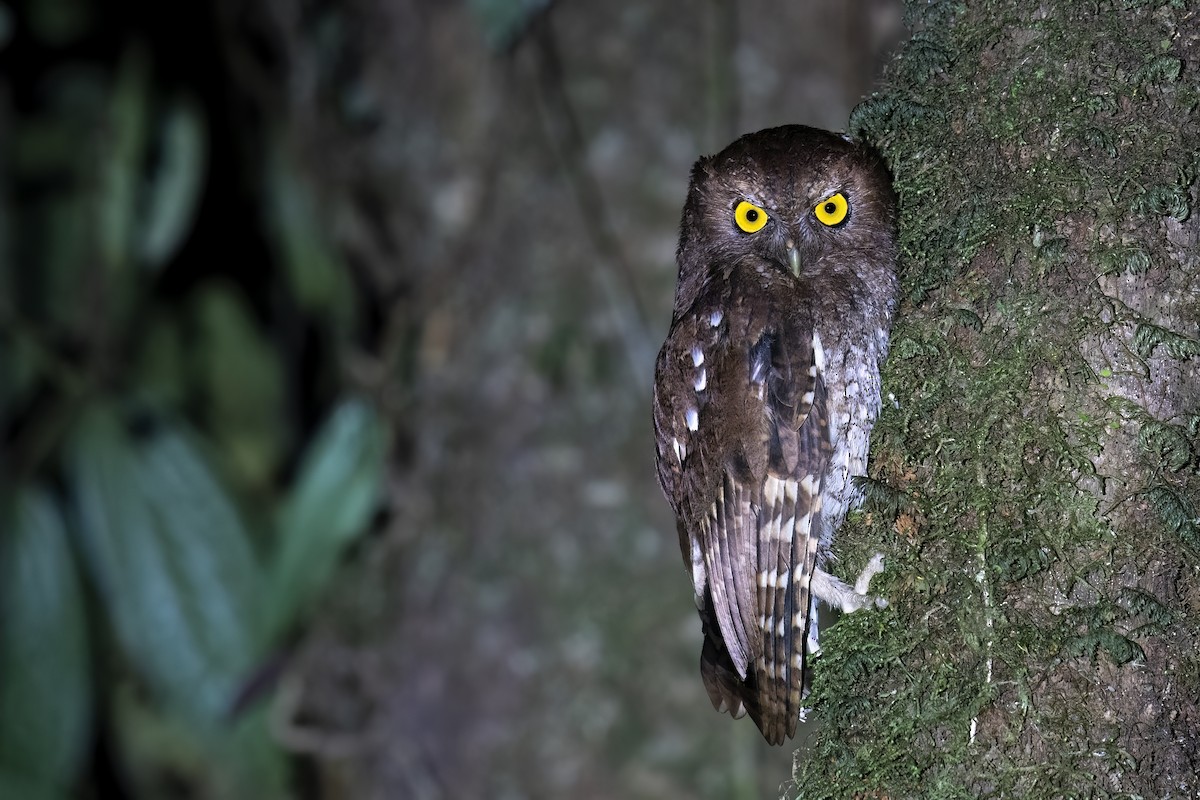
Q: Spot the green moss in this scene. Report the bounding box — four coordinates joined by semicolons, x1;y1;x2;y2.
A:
793;0;1200;796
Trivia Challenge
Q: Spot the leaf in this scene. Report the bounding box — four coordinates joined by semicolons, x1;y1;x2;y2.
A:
1137;420;1193;472
10;65;108;335
138;93;208;270
265;399;387;641
0;769;67;800
1134;54;1183;85
265;145;352;322
99;43;150;275
113;685;288;799
0;488;92;790
193;284;286;490
68;406;263;722
1145;486;1200;550
1133;322;1200;360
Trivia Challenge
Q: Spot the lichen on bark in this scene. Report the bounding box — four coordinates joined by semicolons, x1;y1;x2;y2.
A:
791;2;1200;797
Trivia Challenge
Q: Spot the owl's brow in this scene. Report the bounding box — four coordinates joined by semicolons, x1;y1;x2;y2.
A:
729;189;773;211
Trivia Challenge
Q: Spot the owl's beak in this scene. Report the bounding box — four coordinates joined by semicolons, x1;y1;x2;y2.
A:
785;240;801;276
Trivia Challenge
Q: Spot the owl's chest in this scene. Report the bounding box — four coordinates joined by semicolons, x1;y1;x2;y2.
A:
815;339;887;536
821;341;884;441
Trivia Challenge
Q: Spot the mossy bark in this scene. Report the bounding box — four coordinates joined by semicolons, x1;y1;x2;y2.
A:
792;2;1200;798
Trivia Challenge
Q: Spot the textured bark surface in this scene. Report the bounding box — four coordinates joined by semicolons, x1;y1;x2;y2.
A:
791;2;1200;797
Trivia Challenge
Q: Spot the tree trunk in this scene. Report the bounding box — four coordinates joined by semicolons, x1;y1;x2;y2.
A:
791;2;1200;797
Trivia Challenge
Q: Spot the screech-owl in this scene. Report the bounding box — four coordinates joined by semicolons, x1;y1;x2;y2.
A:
652;125;899;745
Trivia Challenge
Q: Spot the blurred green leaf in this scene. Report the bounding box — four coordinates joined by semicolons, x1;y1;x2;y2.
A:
114;685;288;800
467;0;554;51
68;406;263;722
0;769;67;800
0;488;92;791
99;43;149;277
266;145;352;323
134;312;187;409
223;709;290;798
194;284;286;491
266;399;387;641
138;93;208;270
9;66;106;336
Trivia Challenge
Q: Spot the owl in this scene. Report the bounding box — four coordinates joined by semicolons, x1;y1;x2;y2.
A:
652;125;898;745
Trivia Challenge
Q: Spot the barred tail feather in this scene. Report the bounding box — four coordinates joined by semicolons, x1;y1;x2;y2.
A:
749;471;821;745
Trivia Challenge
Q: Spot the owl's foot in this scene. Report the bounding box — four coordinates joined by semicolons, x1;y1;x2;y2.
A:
854;553;887;600
804;554;887;658
811;553;888;614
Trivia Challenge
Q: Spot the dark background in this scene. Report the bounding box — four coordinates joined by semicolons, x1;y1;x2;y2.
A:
0;1;906;797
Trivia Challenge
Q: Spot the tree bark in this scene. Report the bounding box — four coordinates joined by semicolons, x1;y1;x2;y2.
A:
791;2;1200;797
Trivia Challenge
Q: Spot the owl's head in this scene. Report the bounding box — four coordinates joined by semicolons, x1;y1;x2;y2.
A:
675;125;897;309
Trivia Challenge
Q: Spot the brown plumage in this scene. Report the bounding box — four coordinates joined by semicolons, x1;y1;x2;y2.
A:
652;125;898;744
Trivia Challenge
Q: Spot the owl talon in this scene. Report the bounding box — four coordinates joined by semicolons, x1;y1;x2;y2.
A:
811;554;888;614
855;552;887;596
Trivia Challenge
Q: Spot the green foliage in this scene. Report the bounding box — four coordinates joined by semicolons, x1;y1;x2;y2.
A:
1118;587;1179;637
0;398;389;796
1131;182;1191;222
1133;322;1200;360
1097;244;1151;275
266;399;388;641
1137;419;1193;473
0;490;91;797
1062;602;1143;665
854;475;914;519
0;14;390;798
138;94;208;269
68;406;264;722
1144;486;1200;551
0;771;67;800
99;45;150;278
191;285;287;490
265;144;355;323
1132;54;1183;86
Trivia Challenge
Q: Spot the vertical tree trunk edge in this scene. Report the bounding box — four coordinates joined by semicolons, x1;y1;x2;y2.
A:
792;2;1200;798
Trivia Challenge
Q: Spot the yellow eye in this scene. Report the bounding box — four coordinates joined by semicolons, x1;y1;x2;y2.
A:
814;192;849;226
734;200;769;233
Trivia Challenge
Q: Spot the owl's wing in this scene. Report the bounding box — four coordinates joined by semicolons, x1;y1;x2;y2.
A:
655;332;760;718
749;322;832;744
654;305;758;659
653;278;832;744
